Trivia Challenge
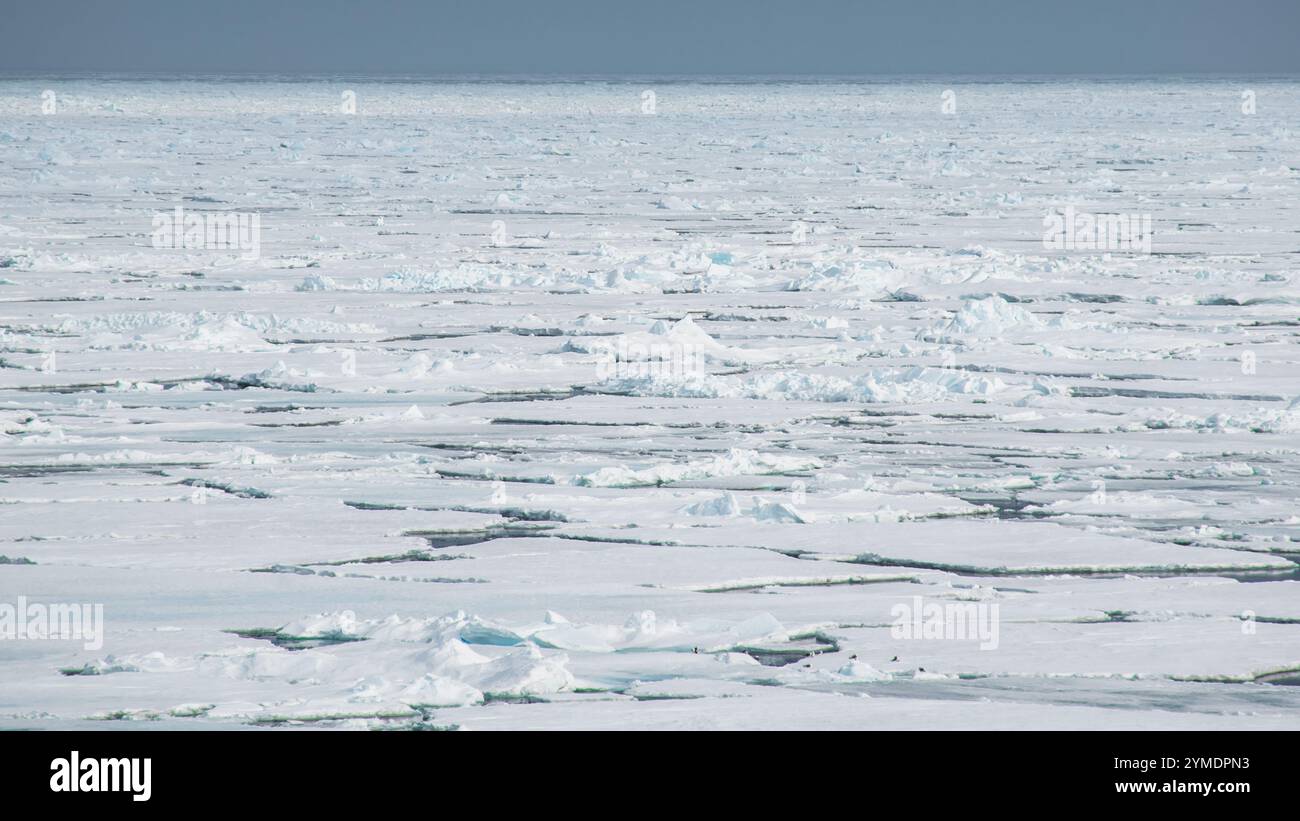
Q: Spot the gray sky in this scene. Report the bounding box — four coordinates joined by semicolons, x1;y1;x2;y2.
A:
3;0;1298;76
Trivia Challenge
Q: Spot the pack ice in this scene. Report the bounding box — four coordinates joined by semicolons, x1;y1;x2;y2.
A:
0;79;1298;729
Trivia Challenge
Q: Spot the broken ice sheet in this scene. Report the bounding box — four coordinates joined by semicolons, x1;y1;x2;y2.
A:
2;77;1299;729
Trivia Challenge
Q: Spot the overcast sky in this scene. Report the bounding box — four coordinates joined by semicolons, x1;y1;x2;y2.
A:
3;0;1297;76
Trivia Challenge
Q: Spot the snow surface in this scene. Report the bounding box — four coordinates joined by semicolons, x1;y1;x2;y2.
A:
1;78;1298;729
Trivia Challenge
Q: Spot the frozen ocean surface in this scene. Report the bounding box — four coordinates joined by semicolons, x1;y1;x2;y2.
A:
0;77;1298;729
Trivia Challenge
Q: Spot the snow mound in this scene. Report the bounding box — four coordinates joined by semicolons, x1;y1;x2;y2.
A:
682;492;807;522
783;261;902;295
926;296;1043;339
683;492;743;517
524;610;789;653
575;448;820;488
79;610;579;715
1137;407;1300;434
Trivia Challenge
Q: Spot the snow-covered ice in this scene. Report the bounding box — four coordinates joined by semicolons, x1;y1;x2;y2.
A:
1;78;1298;729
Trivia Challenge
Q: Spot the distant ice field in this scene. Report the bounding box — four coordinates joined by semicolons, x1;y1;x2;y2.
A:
0;78;1298;729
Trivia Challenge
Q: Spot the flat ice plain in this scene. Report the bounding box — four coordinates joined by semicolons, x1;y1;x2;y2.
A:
1;78;1298;730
